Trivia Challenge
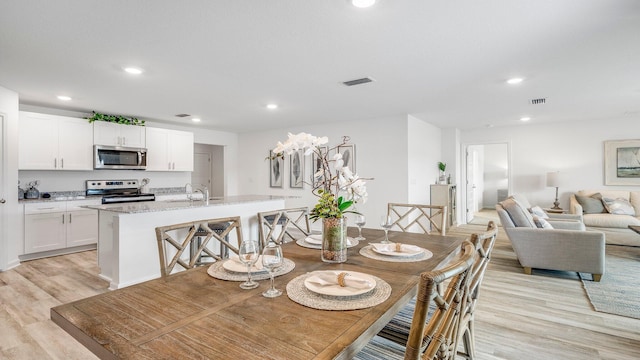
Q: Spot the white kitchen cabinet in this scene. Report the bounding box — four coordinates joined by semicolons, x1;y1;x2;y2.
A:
23;200;99;254
19;112;93;170
93;121;146;147
145;127;194;171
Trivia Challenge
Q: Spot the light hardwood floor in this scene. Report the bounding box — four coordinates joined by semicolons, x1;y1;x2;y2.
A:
1;224;639;359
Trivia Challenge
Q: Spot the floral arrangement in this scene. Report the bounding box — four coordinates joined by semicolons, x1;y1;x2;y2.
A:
271;132;368;221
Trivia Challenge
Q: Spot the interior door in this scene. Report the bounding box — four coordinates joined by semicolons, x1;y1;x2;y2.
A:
192;151;212;197
465;147;477;223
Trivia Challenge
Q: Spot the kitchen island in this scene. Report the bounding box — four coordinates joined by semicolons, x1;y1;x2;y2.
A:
87;195;286;289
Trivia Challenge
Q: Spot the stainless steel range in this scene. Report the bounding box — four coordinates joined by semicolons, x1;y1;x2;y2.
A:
86;180;156;204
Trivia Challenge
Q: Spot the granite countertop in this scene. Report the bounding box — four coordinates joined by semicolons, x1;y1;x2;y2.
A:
18;187;189;203
84;195;288;214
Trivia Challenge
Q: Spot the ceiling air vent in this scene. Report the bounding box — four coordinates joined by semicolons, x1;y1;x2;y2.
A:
342;77;374;86
530;98;546;105
174;113;191;118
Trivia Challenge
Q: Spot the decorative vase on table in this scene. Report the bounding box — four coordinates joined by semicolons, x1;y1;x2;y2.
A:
270;132;370;264
322;217;347;263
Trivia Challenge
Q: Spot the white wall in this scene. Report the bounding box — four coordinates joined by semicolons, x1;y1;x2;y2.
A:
461;117;640;209
408;115;442;203
0;85;20;270
237;115;416;229
482;143;508;208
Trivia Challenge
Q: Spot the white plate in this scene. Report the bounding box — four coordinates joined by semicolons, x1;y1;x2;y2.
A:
370;243;425;257
304;270;376;297
222;256;265;273
304;234;323;244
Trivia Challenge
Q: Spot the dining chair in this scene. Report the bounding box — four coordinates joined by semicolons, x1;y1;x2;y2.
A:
354;240;477;360
388;203;448;235
155;216;243;277
373;222;499;360
257;207;310;248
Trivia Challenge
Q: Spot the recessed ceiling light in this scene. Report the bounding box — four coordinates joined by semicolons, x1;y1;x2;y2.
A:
57;95;72;101
507;77;524;85
192;118;201;123
520;117;531;122
124;67;143;75
266;104;278;110
352;0;376;8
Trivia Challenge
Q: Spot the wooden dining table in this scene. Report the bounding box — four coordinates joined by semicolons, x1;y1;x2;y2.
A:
51;228;466;360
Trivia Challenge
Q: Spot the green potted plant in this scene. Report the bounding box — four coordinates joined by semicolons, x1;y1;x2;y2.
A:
438;162;447;184
86;111;145;126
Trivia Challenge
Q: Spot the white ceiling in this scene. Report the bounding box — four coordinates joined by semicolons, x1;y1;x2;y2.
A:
1;0;639;132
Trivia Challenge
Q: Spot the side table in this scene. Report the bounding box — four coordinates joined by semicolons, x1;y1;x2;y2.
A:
544;208;567;214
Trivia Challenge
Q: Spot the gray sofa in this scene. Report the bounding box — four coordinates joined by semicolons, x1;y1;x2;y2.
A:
496;196;605;281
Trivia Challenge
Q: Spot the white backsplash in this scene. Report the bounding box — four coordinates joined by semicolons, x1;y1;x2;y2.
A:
19;170;191;193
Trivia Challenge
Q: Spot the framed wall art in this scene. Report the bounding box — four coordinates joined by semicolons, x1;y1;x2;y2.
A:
290;149;304;188
269;151;284;188
338;144;356;173
604;139;640;185
311;146;328;188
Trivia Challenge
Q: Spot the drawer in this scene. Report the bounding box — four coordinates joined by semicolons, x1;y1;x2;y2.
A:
24;202;66;215
67;198;102;211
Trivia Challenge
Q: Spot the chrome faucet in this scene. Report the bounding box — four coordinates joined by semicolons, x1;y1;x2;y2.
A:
187;183;209;205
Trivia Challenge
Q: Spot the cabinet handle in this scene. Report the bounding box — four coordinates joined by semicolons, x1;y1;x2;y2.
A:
173;162;175;170
61;158;64;169
54;158;57;168
122;137;126;145
62;213;65;224
69;213;72;223
168;162;171;170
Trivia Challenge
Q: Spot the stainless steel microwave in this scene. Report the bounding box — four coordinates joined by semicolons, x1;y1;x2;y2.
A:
94;145;147;170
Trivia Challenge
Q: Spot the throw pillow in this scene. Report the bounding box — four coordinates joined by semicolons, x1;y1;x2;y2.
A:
529;205;549;219
532;215;554;229
499;198;536;227
602;197;636;215
574;193;606;214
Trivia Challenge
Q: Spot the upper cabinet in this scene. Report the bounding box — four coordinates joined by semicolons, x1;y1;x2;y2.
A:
145;127;194;171
19;112;93;170
93;121;146;148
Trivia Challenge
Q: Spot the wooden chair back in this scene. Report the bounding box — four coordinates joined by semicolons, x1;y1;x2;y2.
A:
388;203;448;235
405;240;477;360
257;207;310;248
458;221;499;359
155;216;243;277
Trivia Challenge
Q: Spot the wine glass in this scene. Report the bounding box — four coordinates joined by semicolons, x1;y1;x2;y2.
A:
261;241;284;298
238;240;260;289
380;215;393;244
355;214;366;241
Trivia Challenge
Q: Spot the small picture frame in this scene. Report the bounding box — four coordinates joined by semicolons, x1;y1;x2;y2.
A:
338;144;356;173
269;151;284;188
311;146;328;187
290;149;304;188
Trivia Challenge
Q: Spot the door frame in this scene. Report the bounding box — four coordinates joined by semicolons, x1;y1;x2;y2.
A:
460;140;512;225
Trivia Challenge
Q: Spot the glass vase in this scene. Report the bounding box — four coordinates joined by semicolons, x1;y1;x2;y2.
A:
321;217;347;263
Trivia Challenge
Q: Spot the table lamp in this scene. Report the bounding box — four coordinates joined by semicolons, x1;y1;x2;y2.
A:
546;171;562;210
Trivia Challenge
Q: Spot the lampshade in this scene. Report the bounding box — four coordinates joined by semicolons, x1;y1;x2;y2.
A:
546;171;560;187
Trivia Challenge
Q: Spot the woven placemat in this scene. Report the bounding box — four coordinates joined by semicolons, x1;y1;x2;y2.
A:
207;258;295;281
295;238;359;249
286;272;391;310
359;244;433;262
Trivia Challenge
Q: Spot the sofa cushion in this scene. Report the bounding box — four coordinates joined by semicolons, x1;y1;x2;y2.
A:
529;205;549;219
575;193;606;214
602;197;636;215
499;198;536;228
533;215;554;229
583;213;640;228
